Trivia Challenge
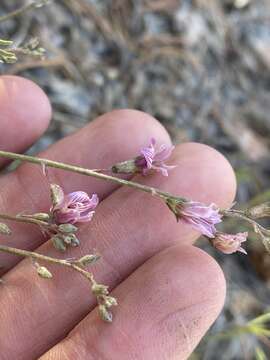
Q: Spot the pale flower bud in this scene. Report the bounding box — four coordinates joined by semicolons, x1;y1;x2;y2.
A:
0;223;11;235
63;234;80;247
104;296;118;308
78;254;100;266
98;304;113;323
37;266;53;279
51;235;67;252
58;224;78;233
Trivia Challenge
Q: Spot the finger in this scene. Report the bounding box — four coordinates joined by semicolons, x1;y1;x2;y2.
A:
0;109;170;271
41;245;226;360
0;143;236;359
0;76;51;167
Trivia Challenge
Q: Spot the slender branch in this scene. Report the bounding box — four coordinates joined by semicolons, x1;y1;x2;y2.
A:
222;209;270;236
71;263;95;283
0;150;180;201
0;244;95;284
0;1;49;23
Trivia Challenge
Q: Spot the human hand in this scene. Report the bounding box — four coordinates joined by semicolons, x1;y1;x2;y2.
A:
0;76;236;359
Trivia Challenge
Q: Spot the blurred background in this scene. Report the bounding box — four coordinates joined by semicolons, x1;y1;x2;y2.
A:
1;0;270;358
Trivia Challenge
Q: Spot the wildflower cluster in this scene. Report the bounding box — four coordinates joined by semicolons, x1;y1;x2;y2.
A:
112;138;176;176
0;137;269;322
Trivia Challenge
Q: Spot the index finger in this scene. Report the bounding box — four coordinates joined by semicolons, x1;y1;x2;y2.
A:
0;76;51;167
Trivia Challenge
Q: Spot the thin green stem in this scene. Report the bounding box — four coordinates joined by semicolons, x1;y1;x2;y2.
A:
0;244;95;284
0;150;179;201
0;213;48;227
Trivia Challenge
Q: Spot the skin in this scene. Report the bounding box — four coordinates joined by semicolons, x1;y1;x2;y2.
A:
0;76;236;360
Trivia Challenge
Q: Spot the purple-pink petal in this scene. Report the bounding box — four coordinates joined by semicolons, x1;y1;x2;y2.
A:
137;138;176;176
141;146;155;169
52;190;99;225
178;201;222;238
153;144;175;162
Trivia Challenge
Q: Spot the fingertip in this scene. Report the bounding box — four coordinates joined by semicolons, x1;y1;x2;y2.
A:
140;245;226;357
155;245;226;356
0;76;51;152
173;245;226;312
95;109;172;151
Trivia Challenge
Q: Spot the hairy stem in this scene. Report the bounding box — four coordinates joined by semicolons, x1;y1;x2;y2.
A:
0;244;95;284
0;150;180;201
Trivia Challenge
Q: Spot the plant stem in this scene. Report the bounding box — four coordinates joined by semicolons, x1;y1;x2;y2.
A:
0;244;95;284
0;150;180;201
0;1;48;23
0;213;48;227
222;209;270;236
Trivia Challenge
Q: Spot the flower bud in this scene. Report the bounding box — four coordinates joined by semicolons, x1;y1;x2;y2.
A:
58;224;78;234
31;213;50;221
51;235;67;252
65;234;80;247
0;223;11;235
103;296;118;308
50;184;64;207
98;304;113;323
78;254;100;266
111;159;138;174
37;266;53;279
92;283;109;296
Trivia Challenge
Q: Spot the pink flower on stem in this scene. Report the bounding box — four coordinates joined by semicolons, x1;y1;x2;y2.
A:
211;232;248;255
169;200;222;238
52;190;99;225
135;138;176;176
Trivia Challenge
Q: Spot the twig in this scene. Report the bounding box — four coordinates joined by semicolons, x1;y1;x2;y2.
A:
222;209;270;236
0;150;179;201
0;244;95;284
0;243;116;321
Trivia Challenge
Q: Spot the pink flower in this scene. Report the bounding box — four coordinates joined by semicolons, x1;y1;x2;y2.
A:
174;201;222;238
135;138;176;176
211;232;248;254
52;190;99;225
